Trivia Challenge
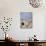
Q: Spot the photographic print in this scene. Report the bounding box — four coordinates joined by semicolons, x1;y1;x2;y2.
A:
20;12;32;29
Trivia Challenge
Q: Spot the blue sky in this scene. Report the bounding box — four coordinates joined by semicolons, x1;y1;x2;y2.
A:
20;12;32;21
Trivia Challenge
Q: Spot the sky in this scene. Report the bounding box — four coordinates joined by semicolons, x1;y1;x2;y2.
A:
20;12;32;21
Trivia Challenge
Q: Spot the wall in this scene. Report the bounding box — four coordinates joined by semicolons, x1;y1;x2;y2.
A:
0;0;46;40
44;14;46;40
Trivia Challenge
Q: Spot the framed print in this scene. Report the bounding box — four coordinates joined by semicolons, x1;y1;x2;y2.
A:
20;12;32;29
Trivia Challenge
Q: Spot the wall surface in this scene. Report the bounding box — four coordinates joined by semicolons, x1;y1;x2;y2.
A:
0;0;46;40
